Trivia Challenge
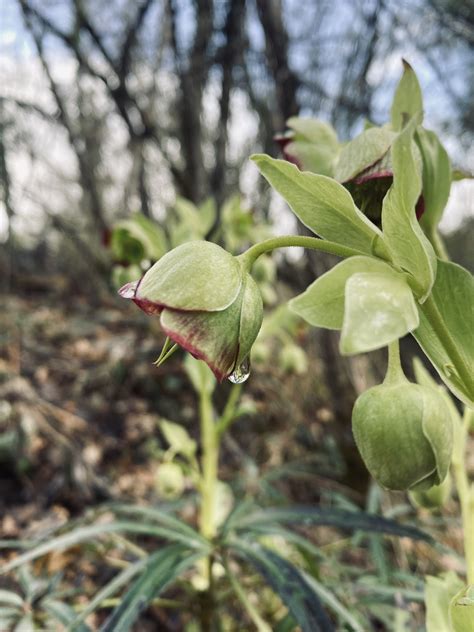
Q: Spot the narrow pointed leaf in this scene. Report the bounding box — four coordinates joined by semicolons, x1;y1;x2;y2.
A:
70;558;149;630
381;119;436;301
232;541;334;632
391;60;423;131
100;545;201;632
1;521;208;575
414;260;474;407
416;127;451;233
232;506;432;541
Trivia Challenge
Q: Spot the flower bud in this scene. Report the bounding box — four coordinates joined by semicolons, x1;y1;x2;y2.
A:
119;241;263;382
352;382;453;491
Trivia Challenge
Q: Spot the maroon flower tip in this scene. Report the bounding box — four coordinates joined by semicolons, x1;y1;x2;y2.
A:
118;280;163;315
118;281;139;298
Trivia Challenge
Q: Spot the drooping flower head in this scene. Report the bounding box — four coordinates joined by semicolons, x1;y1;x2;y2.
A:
119;241;263;381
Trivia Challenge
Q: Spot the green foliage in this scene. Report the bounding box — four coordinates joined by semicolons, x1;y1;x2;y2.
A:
416;127;452;235
282;117;341;176
251;154;386;257
339;269;419;354
390;60;424;131
334;127;395;183
0;566;89;631
414;261;474;407
381;116;437;301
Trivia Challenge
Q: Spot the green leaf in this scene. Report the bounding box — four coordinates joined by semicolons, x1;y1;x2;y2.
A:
159;418;197;459
251;154;385;256
416;127;451;233
0;521;209;575
69;558;149;630
414;261;474;407
302;573;365;632
289;255;400;330
381;118;436;300
0;589;23;608
112;214;167;263
340;269;419;354
232;506;432;541
285;117;340;176
390;60;423;131
42;599;91;631
425;572;464;632
100;544;201;632
105;504;209;545
334;127;395;183
232;541;334;632
13;613;34;631
449;584;474;632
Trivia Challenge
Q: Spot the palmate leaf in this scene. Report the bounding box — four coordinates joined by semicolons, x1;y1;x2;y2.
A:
231;540;334;632
231;506;432;542
100;544;202;632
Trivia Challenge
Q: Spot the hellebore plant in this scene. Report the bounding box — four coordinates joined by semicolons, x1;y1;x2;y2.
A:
2;61;472;631
119;60;473;629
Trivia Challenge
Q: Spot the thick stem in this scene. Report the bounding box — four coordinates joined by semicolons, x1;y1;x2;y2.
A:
452;409;474;584
420;295;474;398
238;235;366;271
199;387;218;541
197;385;218;628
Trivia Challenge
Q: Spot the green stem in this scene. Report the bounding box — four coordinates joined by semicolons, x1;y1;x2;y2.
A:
383;340;407;386
452;409;474;584
238;235;366;271
429;229;449;261
216;384;243;437
420;295;474;397
199;386;218;541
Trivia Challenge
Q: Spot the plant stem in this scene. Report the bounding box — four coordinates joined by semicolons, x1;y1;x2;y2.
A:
430;229;449;261
238;235;366;271
199;386;218;541
420;294;474;398
452;408;474;584
216;384;243;437
224;561;272;632
383;340;407;386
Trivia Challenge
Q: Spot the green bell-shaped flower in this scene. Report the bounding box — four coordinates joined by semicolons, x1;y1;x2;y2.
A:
352;347;453;491
119;241;263;382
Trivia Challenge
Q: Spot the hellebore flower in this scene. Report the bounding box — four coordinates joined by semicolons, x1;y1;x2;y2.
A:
352;382;453;491
342;150;425;226
119;241;263;382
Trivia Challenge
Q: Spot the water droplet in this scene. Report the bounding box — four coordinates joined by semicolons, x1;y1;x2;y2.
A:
228;358;251;384
118;281;138;298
